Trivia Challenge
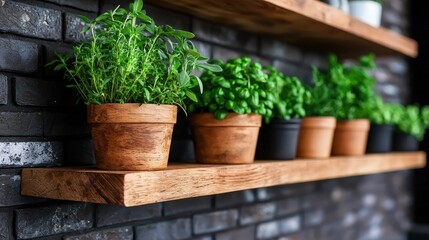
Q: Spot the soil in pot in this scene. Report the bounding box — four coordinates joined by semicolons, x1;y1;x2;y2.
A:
392;132;419;151
366;124;394;153
331;119;370;156
255;118;302;160
297;116;336;158
190;113;262;164
88;103;177;171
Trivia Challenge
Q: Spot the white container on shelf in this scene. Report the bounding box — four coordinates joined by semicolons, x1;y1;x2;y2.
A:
349;0;382;27
323;0;350;13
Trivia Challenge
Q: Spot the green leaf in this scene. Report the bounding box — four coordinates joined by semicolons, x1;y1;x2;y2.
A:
133;0;143;12
79;15;92;24
173;30;195;38
178;71;190;86
185;90;198;102
198;63;222;72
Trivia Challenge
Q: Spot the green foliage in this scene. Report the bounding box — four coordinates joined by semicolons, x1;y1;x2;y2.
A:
188;57;276;120
264;66;310;121
363;96;396;125
307;54;377;120
48;0;221;110
392;105;426;140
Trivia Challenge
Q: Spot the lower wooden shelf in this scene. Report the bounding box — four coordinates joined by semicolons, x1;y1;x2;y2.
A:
21;152;426;207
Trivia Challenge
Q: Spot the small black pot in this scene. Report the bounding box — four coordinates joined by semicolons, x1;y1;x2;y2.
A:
392;132;419;152
256;118;302;160
366;124;394;153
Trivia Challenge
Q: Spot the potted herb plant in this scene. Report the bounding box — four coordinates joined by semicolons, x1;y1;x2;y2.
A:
316;54;376;156
392;105;427;151
349;0;383;27
49;0;220;170
296;67;339;159
256;66;310;160
188;57;275;164
364;96;395;153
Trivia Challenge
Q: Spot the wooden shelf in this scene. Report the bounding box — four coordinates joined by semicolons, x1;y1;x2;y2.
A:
21;152;426;207
146;0;418;57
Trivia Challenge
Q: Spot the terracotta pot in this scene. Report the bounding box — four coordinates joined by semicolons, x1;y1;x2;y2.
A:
256;118;302;160
297;116;336;158
190;113;262;164
331;119;370;156
87;103;177;171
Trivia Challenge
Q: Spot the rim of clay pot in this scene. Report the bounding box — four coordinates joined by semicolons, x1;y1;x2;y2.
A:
87;103;177;124
301;116;336;129
190;113;262;127
336;119;370;130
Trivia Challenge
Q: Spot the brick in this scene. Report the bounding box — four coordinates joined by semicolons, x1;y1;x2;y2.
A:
0;1;61;40
43;112;90;137
0;141;62;167
164;196;211;216
193;19;258;52
65;13;95;43
272;60;303;80
256;220;279;239
0;38;38;73
304;209;324;227
101;2;191;30
15;203;94;239
260;38;303;63
193;209;238;234
277;233;304;240
190;237;212;240
63;139;95;166
212;47;241;62
256;183;315;201
14;77;66;107
136;218;191;240
0;112;43;136
276;198;300;216
45;0;99;12
277;216;301;237
0;75;7;104
240;202;276;225
64;226;133;240
96;203;161;227
215;190;255;208
43;45;73;79
0;169;44;206
0;210;12;240
193;40;212;59
216;226;255;240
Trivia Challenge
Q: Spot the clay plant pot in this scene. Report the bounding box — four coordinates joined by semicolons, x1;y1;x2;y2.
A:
190;113;262;164
256;118;302;160
331;119;370;156
297;116;336;158
366;124;394;153
87;103;177;171
392;132;419;152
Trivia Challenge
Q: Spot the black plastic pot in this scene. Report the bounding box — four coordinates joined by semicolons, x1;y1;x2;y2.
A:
393;132;419;152
256;118;302;160
366;124;394;153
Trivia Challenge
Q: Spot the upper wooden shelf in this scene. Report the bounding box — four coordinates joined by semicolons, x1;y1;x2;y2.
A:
21;152;426;207
146;0;418;57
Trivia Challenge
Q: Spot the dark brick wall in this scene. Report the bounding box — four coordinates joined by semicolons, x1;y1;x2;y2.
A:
0;0;412;239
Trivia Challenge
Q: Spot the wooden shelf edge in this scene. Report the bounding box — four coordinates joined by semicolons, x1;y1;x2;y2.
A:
146;0;418;57
21;152;426;207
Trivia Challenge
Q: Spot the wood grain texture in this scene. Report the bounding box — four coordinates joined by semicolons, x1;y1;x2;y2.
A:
21;152;426;206
190;113;262;164
145;0;417;57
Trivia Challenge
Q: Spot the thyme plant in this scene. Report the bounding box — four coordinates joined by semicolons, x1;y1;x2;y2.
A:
49;0;221;110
